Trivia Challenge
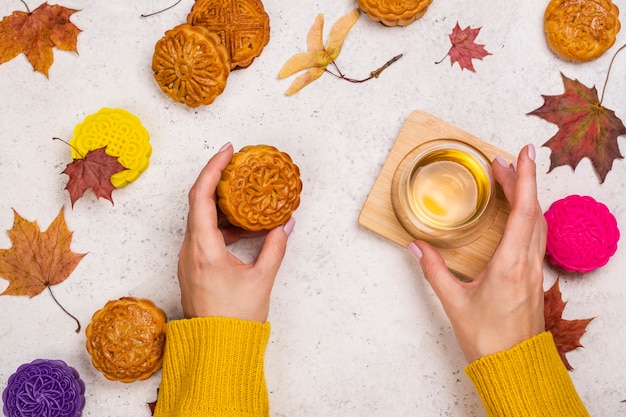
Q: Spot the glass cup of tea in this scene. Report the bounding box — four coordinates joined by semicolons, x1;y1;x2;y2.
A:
391;138;499;248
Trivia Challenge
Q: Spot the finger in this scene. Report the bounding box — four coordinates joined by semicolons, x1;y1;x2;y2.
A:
186;143;234;241
410;241;461;306
491;157;517;205
252;218;294;284
497;145;540;251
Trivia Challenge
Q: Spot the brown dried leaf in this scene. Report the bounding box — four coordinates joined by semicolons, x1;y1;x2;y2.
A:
0;2;81;77
0;207;85;297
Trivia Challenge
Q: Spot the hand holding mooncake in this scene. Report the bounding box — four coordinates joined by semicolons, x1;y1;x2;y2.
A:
178;143;296;321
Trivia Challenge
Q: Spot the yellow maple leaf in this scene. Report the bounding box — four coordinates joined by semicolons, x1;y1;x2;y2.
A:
278;9;360;95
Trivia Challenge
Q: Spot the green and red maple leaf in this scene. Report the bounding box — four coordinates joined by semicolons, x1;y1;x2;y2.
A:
62;147;127;207
0;2;81;77
529;73;626;183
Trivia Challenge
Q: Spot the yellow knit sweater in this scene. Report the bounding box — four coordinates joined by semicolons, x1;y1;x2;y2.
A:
465;331;589;416
154;317;270;417
154;318;589;417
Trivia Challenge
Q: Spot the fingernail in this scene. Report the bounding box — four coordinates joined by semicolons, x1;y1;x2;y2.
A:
218;142;232;153
408;242;422;261
283;217;296;237
511;161;518;173
527;144;536;161
495;155;508;168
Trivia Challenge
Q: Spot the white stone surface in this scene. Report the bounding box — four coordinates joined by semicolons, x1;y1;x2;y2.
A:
1;1;625;416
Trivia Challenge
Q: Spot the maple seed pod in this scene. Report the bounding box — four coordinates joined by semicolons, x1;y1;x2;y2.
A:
391;139;498;249
278;9;363;95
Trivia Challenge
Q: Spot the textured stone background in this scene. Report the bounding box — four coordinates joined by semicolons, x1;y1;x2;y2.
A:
0;1;625;416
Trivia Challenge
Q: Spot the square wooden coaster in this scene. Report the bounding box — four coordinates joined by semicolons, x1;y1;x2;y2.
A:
358;110;515;279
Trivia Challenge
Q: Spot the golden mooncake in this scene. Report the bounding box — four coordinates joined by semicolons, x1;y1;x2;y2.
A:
152;23;231;107
187;0;270;69
544;0;621;62
217;145;302;231
358;0;433;26
85;297;167;383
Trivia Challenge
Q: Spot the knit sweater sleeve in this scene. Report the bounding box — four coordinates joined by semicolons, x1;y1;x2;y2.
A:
153;317;271;417
465;331;589;417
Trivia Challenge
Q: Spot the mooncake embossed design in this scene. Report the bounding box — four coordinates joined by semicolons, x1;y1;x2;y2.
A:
218;145;302;231
358;0;433;26
544;195;619;272
152;24;230;107
2;359;85;417
187;0;270;69
544;0;621;62
85;297;167;383
70;108;151;188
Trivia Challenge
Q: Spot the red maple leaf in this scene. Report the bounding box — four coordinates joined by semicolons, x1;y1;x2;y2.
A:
147;400;156;415
147;388;159;415
0;2;81;77
61;147;127;207
436;22;491;72
544;278;594;370
528;73;626;183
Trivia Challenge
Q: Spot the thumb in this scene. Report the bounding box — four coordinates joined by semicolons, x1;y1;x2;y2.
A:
253;217;295;279
408;241;458;303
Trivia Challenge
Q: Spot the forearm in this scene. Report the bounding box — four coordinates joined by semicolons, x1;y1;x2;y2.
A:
465;331;589;417
154;317;271;417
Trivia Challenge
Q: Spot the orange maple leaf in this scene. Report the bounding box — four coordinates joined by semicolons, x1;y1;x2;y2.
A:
0;207;85;297
528;73;626;183
544;278;594;370
0;2;81;77
61;146;127;207
0;207;86;331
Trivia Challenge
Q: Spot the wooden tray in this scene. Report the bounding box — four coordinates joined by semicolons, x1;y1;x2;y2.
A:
358;110;515;279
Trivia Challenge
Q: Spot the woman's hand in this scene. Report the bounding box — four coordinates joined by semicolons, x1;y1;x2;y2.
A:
177;143;295;322
409;144;547;363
